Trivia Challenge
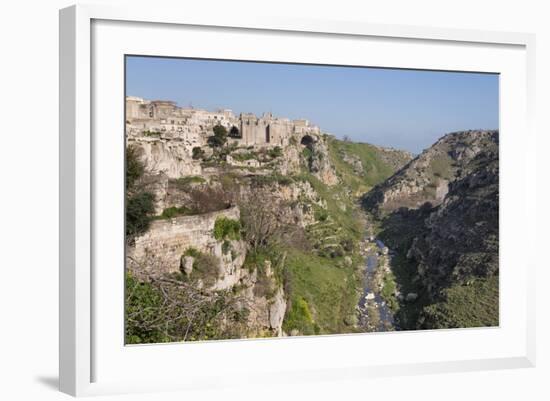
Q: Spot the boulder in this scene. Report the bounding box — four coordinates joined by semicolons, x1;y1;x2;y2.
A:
365;292;376;301
405;292;418;302
181;256;194;276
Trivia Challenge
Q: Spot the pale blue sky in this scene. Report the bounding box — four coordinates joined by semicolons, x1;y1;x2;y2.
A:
126;56;499;154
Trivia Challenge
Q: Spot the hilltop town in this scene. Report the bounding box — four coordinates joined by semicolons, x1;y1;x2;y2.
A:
126;97;320;150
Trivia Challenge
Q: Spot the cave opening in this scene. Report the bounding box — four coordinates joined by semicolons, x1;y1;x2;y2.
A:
300;135;314;146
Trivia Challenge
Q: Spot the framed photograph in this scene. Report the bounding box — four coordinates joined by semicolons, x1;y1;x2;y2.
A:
59;4;536;396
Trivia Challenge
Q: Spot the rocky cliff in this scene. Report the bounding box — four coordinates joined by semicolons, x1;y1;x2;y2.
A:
363;130;499;329
363;130;498;214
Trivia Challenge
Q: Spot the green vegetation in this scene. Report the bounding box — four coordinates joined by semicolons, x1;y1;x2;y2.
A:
126;146;145;190
430;154;454;179
142;130;162;137
296;172;363;250
282;249;358;334
380;270;399;311
302;147;313;167
283;297;319;335
125;271;248;344
192;146;205;160
181;248;221;286
207;124;228;148
268;146;283;158
327;138;398;195
174;175;206;188
157;206;192;219
231;151;257;162
125;273;170;344
213;217;241;240
419;275;499;329
251;172;294;186
313;206;328;222
126;146;155;239
183;247;200;258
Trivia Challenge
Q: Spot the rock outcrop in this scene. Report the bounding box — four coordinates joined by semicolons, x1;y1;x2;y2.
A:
363;130;498;214
408;145;499;296
308;138;339;185
364;130;499;329
129;137;201;178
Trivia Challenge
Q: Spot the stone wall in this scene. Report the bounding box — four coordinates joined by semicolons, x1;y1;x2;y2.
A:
127;206;243;283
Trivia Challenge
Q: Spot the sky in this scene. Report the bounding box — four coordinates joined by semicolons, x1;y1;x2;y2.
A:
126;56;499;154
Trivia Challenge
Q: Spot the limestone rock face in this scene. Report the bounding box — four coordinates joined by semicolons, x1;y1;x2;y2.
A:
309;138;339;186
210;238;248;291
342;152;364;175
365;130;499;309
242;278;287;337
407;147;499;297
268;289;287;335
129;137;201;179
182;256;194;276
363;130;498;214
277;145;302;175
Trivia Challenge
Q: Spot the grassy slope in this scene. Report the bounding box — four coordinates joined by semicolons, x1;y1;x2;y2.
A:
282;137;408;335
283;249;358;335
327;137;406;195
420;275;499;329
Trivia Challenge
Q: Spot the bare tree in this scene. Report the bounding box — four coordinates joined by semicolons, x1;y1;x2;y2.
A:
239;189;292;252
126;255;251;343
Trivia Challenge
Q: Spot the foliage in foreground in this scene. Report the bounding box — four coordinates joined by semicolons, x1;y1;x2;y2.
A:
126;146;155;239
125;272;249;344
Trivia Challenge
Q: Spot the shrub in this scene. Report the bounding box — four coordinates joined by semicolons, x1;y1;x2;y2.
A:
222;240;232;255
183;247;200;258
213;217;241;240
125;273;169;344
192;252;221;286
283;297;316;335
180;248;221;286
174;175;206;188
251;173;293;187
192;147;205;160
159;206;192;219
268;146;283;158
253;271;275;299
340;237;355;252
142;130;162;137
126;191;155;237
207;124;228;148
314;207;329;222
126;146;155;239
232;152;257;162
126;146;145;190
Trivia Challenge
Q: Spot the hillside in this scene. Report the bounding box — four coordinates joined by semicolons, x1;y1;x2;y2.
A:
363;130;498;214
125;125;412;342
362;130;499;329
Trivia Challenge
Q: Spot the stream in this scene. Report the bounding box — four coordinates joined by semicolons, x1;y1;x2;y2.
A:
357;238;396;331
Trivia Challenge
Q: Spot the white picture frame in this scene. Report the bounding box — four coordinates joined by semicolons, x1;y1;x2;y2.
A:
59;4;536;397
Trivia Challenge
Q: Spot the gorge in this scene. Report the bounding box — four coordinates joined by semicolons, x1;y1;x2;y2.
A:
124;97;499;343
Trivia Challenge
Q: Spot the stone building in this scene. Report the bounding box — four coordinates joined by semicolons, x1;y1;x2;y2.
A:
125;96;322;153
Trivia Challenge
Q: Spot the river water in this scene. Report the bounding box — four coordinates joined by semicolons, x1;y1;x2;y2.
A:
357;238;395;331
